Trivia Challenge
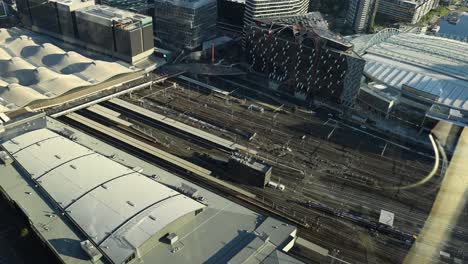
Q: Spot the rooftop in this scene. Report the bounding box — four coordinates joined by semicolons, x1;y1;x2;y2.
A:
0;116;301;264
2;128;205;264
230;155;272;174
0;27;136;113
352;32;468;120
76;4;152;28
49;0;95;11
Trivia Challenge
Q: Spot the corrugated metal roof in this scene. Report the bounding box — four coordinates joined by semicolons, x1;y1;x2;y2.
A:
361;33;468;113
2;128;205;264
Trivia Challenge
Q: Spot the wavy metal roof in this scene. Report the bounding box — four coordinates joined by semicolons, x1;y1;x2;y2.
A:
355;33;468;113
0;28;136;112
2;128;205;264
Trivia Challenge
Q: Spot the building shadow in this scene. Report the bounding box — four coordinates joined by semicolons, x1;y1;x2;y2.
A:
49;238;89;260
204;230;256;264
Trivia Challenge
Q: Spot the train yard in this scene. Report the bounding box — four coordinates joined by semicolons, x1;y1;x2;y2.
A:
57;75;468;263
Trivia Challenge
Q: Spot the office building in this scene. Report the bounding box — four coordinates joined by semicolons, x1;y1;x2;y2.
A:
217;0;245;33
75;5;154;62
245;13;365;108
153;0;217;50
243;0;309;27
100;0;148;11
345;0;379;33
15;0;154;63
377;0;439;24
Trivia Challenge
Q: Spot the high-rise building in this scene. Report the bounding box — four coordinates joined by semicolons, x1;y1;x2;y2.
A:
244;13;365;108
345;0;379;33
377;0;439;24
75;5;154;62
217;0;245;34
243;0;309;27
100;0;148;11
15;0;154;63
153;0;217;50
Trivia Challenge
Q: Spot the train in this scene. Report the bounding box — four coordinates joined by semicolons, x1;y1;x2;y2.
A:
303;200;417;246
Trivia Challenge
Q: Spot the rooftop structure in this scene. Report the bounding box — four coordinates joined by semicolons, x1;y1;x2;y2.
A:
0;115;302;264
357;82;396;118
377;0;439;24
252;12;352;49
16;0;154;63
0;27;136;113
49;0;96;11
227;154;272;187
244;13;365;108
2;128;205;263
352;30;468;126
76;4;152;27
153;0;217;50
74;5;154;62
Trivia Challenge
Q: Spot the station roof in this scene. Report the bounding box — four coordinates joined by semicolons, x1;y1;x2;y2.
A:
0;117;303;264
2;128;205;264
0;27;135;112
353;33;468;116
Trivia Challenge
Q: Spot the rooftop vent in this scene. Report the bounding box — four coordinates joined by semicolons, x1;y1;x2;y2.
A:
0;151;13;165
80;240;102;262
165;233;178;245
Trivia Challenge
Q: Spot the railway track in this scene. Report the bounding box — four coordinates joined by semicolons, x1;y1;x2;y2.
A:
111;94;436;229
130;87;437;189
60;94;468;263
59;101;410;262
123;83;468;239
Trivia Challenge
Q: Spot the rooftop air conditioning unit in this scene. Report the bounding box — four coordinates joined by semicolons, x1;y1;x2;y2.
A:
166;233;178;245
80;240;102;262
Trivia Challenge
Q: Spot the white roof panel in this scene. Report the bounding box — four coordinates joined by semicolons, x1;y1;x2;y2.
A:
39;153;137;207
11;136;93;179
2;128;60;153
1;128;206;264
68;175;179;243
100;195;205;263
